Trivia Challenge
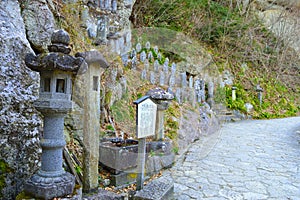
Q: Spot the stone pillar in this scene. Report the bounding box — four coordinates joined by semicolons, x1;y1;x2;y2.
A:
195;78;205;103
232;86;237;101
155;101;169;140
189;76;193;88
41;112;66;175
207;81;214;108
82;89;99;192
24;29;88;199
96;16;108;44
181;72;187;88
75;50;109;193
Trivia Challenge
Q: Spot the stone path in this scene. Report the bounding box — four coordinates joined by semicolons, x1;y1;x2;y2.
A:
169;117;300;199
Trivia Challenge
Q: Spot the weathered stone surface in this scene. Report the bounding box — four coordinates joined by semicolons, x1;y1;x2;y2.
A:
134;175;174;200
0;1;41;198
146;87;174;101
255;0;300;10
65;50;108;192
99;140;175;186
75;50;109;68
177;104;219;155
171;117;300;199
258;8;300;55
146;153;175;174
83;188;126;200
21;0;55;53
24;172;75;199
177;110;201;154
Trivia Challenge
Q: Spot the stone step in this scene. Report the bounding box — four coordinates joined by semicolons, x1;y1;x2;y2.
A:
133;175;174;200
216;110;234;115
213;103;246;123
216;114;242;123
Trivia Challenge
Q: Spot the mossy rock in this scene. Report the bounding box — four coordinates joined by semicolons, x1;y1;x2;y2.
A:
0;160;13;198
16;191;36;200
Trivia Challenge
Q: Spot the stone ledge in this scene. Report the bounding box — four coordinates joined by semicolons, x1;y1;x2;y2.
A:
82;188;126;200
133;175;174;200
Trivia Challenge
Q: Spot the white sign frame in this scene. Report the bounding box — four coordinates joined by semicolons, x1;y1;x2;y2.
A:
134;96;157;139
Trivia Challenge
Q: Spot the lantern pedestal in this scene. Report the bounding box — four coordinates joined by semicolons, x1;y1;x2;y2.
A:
24;109;75;199
24;172;75;200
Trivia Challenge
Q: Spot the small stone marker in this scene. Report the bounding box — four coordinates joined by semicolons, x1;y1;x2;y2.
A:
256;84;263;106
150;71;156;84
112;0;117;12
232;86;237;101
157;53;162;61
147;51;153;61
144;59;150;71
171;63;176;74
136;43;142;53
140;51;147;62
130;48;137;59
154;60;159;72
189;76;193;88
145;41;151;50
141;69;147;80
154;46;159;54
134;96;157;190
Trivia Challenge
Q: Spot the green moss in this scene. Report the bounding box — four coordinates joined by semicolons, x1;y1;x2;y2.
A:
214;86;226;104
111;96;135;135
104;91;113;107
106;124;115;131
165;102;180;148
0;160;12;198
15;191;35;200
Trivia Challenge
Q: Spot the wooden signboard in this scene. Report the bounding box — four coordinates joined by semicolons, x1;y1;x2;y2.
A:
134;96;157;139
134;96;157;190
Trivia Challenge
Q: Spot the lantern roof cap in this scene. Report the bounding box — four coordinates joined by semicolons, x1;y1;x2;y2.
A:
146;87;174;101
25;30;88;75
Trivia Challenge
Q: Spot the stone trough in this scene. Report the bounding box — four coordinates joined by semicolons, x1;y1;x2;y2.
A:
99;139;175;186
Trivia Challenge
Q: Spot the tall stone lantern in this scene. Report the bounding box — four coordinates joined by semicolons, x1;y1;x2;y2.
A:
24;29;88;199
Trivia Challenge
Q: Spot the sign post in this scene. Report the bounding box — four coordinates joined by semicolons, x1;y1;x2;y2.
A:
134;96;157;190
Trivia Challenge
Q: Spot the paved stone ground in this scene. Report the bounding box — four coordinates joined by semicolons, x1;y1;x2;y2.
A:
168;117;300;199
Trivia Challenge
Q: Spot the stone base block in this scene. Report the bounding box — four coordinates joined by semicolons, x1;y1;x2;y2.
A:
24;172;75;200
110;169;138;187
146;153;175;175
133;175;174;200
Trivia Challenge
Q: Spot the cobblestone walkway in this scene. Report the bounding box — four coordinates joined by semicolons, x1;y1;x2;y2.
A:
169;117;300;199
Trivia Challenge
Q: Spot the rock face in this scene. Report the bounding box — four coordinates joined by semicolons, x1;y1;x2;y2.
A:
0;0;41;199
178;104;219;155
81;0;136;55
21;0;55;53
254;1;300;56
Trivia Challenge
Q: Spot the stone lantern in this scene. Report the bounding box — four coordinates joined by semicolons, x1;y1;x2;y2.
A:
256;84;263;106
146;87;174;141
24;29;88;199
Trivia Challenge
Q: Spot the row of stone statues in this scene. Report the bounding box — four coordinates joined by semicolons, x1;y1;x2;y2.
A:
124;42;215;106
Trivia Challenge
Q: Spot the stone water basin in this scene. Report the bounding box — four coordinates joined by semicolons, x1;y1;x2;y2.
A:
99;139;174;174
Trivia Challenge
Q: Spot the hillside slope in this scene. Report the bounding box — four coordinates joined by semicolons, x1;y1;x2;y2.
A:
131;0;300;119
